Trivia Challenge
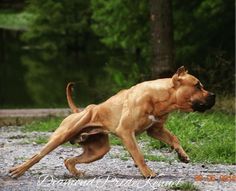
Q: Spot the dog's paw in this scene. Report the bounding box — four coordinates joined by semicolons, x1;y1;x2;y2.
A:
143;172;157;179
178;154;190;163
64;159;85;177
9;165;26;178
66;167;85;177
71;171;85;178
142;168;157;178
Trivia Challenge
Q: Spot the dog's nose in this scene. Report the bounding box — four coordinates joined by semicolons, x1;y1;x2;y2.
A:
208;92;215;99
206;92;215;108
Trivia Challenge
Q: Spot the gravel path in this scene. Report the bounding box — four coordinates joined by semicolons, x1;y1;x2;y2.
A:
0;126;235;191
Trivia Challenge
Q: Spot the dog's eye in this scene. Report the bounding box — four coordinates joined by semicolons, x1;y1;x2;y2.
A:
195;82;201;90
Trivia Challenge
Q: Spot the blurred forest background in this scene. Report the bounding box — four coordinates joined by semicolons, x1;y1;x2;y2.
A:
0;0;235;109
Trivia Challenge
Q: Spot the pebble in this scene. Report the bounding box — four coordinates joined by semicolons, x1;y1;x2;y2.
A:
0;126;235;191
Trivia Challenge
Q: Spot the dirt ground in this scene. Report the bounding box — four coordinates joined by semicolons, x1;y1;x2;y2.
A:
0;125;235;191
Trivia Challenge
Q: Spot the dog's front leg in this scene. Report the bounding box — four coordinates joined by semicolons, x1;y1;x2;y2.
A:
147;125;190;163
116;128;156;178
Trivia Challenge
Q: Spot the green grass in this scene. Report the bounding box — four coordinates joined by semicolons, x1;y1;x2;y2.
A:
168;181;199;191
23;117;62;132
0;10;35;30
33;136;48;144
23;117;74;146
109;134;122;146
33;136;74;147
23;117;61;144
214;94;235;114
15;156;27;161
137;111;235;164
165;111;235;164
23;111;235;164
120;152;130;161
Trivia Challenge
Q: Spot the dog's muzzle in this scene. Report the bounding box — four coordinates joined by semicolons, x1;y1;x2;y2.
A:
192;92;216;112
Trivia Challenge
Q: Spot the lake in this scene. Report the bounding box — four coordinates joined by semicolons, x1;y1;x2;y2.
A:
0;29;108;108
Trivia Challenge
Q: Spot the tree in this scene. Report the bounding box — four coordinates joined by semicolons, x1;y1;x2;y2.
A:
22;0;94;51
22;0;234;98
150;0;174;78
173;0;235;93
91;0;150;92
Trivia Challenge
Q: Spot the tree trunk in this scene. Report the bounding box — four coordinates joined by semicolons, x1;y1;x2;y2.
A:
150;0;174;78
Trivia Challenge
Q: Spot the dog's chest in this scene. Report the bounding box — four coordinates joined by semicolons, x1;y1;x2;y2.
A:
135;115;159;134
145;115;159;129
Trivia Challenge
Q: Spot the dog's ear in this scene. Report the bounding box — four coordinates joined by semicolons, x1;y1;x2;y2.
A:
172;74;181;87
172;66;188;87
175;66;188;76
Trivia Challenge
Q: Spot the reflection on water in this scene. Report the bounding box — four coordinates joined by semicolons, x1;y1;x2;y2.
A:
0;29;107;108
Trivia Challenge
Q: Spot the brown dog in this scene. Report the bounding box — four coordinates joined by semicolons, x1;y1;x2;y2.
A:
9;66;215;178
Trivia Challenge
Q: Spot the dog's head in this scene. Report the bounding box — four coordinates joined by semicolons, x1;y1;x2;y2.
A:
172;66;215;112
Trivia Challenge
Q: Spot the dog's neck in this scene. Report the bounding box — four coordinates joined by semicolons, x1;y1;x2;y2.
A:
151;93;176;116
151;84;191;116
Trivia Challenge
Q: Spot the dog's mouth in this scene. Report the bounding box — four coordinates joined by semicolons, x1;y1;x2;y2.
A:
192;93;216;112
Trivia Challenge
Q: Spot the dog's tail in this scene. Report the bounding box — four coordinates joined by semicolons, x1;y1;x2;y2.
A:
66;82;79;113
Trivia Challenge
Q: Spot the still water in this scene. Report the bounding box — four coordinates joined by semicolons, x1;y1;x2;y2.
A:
0;29;108;108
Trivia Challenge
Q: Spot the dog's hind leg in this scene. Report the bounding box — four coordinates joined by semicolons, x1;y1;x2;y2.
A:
9;135;66;178
64;133;110;177
9;110;93;178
